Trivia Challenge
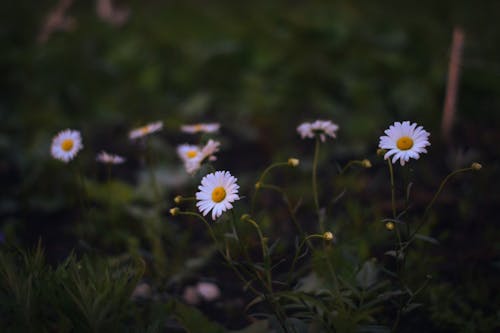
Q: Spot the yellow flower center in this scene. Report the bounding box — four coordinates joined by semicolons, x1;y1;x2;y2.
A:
140;126;150;134
211;186;226;203
186;150;198;159
61;139;74;152
194;124;203;131
396;136;414;150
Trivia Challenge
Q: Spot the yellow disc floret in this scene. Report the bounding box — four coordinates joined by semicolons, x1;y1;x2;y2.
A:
211;186;226;203
186;150;198;158
61;139;74;152
396;136;414;150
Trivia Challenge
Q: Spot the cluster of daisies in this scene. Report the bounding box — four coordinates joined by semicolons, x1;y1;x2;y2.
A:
51;119;431;221
50;121;221;171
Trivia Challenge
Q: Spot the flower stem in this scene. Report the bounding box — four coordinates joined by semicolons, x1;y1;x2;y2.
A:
245;217;271;289
312;137;322;231
178;211;261;296
410;166;474;239
145;139;161;204
251;161;290;214
259;183;313;251
286;234;324;285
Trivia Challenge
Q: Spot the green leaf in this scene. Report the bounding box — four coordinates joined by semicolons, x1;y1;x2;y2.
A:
403;302;423;314
414;234;440;245
356;260;379;289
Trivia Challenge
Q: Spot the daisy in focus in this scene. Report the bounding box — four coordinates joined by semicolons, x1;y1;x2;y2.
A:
181;123;220;134
129;121;163;139
297;120;339;142
379;121;430;166
196;171;240;220
51;129;83;162
96;151;125;164
177;139;220;174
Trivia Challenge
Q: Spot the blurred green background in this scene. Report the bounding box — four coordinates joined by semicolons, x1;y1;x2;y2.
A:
1;0;499;332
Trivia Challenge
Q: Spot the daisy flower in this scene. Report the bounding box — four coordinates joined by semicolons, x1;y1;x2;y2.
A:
96;151;125;164
200;139;220;161
177;140;221;174
51;129;83;162
129;121;163;139
177;144;202;172
181;123;220;134
196;171;240;220
379;121;431;166
297;120;339;142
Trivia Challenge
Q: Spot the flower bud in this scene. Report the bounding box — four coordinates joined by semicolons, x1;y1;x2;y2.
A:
323;231;334;241
361;159;372;168
255;182;262;189
377;148;386;156
471;162;482;171
170;207;180;216
385;221;395;231
240;214;251;222
174;195;183;204
288;158;300;167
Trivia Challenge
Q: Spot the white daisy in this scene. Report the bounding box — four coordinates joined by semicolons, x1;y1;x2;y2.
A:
177;140;221;174
177;144;202;172
51;129;83;162
200;139;220;161
96;151;125;164
297;120;339;142
129;121;163;139
181;123;220;134
379;121;431;166
196;171;240;220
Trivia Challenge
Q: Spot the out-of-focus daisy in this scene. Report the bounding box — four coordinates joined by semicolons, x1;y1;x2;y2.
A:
196;171;240;220
96;151;125;164
379;121;430;166
177;140;220;174
196;282;221;302
177;144;202;172
200;139;220;162
51;129;83;162
297;120;339;142
129;121;163;139
181;123;220;134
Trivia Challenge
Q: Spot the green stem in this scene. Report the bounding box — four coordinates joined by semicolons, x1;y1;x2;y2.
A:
178;211;262;296
323;242;345;313
286;234;324;286
387;160;397;220
339;160;365;175
106;165;114;224
243;216;292;332
410;166;474;239
259;183;313;251
145;140;161;204
251;161;290;214
386;160;405;331
245;217;271;289
312;137;322;231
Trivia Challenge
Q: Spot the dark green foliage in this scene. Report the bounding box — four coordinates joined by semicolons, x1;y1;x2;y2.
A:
0;243;148;332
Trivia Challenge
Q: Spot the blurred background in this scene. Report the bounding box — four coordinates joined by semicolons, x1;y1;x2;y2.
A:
1;0;499;332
